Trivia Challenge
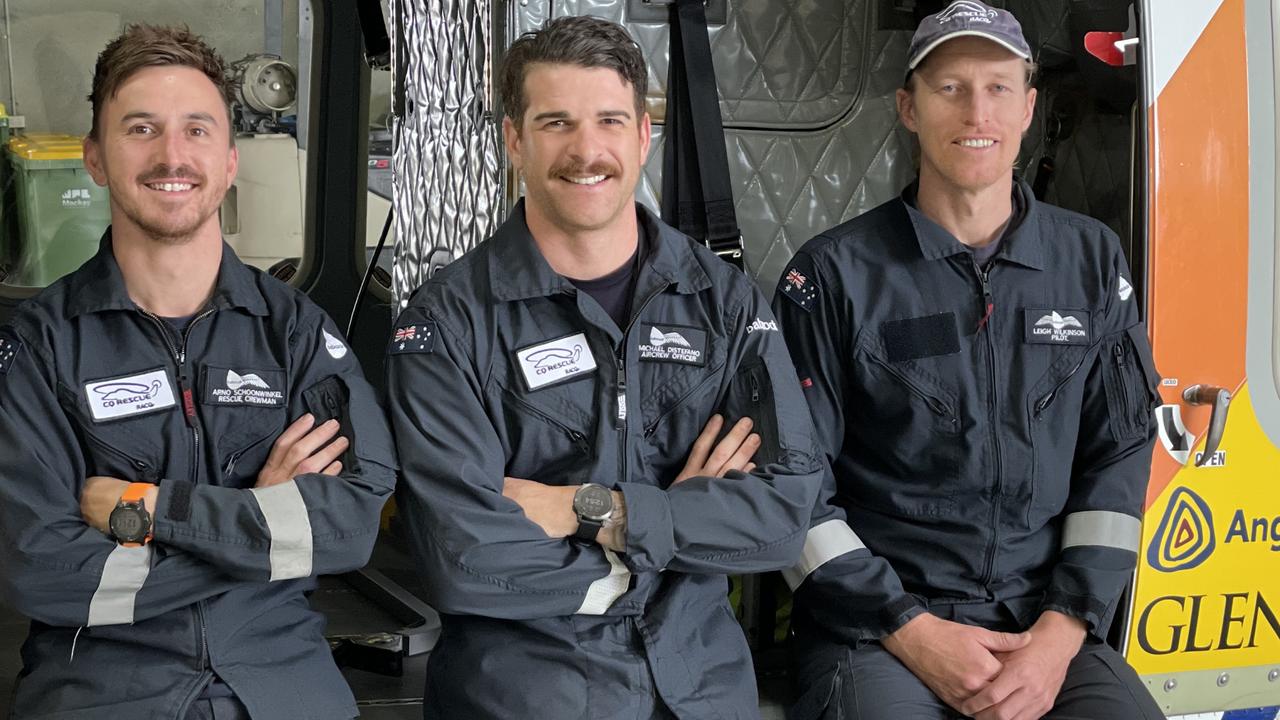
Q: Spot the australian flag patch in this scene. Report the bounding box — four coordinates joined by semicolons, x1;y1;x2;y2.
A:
389;321;437;355
0;329;21;376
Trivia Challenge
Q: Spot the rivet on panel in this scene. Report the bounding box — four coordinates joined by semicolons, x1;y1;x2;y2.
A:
1268;669;1279;682
1163;679;1177;693
1216;673;1229;687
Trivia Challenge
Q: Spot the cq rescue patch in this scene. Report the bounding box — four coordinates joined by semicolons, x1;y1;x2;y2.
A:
84;368;177;422
515;333;597;391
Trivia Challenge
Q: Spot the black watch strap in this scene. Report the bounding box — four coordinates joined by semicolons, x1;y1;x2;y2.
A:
574;516;603;542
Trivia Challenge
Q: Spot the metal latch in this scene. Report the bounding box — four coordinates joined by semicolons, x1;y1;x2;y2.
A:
628;0;728;25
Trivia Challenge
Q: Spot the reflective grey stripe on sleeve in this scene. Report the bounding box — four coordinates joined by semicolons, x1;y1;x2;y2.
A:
782;519;867;590
576;549;630;615
87;544;153;626
250;481;314;580
1062;511;1142;552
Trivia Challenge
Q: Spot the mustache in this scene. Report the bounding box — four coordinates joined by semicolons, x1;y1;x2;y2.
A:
548;160;619;180
137;165;204;184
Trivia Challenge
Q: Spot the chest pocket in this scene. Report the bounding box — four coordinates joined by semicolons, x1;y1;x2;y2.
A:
199;364;287;487
490;365;596;486
57;382;163;484
848;329;960;518
638;342;726;485
1025;344;1091;521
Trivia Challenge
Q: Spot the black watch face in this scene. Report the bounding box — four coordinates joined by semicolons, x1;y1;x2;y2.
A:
110;506;149;542
574;485;612;520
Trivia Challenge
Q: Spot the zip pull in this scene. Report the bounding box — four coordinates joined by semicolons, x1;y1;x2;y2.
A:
1114;343;1127;366
615;364;627;429
179;369;197;428
976;268;994;332
750;372;761;403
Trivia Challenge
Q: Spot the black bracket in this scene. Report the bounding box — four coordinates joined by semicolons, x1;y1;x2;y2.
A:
628;0;728;25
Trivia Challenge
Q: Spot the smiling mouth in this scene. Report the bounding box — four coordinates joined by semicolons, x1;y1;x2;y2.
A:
562;174;608;186
144;181;196;192
956;139;996;149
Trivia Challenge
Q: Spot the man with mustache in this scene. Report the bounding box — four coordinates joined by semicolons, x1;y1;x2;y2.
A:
387;15;824;719
774;2;1163;719
0;24;395;719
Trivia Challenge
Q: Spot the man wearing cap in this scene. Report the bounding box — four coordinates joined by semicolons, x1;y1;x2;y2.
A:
773;2;1164;718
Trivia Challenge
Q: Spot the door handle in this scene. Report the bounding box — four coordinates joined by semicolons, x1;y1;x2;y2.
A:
1182;384;1231;467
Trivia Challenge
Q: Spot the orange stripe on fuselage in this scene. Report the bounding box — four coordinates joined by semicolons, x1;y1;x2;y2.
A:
1145;0;1250;509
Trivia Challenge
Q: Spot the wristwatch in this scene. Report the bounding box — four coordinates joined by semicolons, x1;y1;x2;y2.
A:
572;483;614;542
108;483;153;547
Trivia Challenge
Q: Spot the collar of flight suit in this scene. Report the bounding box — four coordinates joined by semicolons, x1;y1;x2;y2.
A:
488;199;713;303
899;176;1046;271
65;228;271;319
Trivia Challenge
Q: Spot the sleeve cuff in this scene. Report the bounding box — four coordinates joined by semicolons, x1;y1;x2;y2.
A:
616;482;675;572
1040;591;1111;638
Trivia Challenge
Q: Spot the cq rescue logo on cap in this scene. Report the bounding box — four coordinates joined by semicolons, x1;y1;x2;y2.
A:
936;1;997;24
1147;486;1216;573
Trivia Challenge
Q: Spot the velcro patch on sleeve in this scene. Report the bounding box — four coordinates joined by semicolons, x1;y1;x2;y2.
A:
389;321;437;355
881;312;959;362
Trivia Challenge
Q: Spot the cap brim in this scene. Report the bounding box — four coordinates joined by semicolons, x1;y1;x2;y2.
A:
907;30;1032;71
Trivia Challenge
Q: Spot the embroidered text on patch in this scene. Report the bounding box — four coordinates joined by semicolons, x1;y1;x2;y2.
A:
638;324;707;366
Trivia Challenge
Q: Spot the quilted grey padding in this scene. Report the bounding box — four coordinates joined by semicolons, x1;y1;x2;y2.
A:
636;27;917;293
518;0;868;128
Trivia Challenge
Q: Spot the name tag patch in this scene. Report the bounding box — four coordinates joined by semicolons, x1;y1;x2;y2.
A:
1025;309;1091;346
638;323;707;366
203;366;286;407
515;333;597;391
85;368;177;422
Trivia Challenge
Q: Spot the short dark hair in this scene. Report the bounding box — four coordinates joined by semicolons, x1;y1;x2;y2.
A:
500;15;648;127
89;24;235;143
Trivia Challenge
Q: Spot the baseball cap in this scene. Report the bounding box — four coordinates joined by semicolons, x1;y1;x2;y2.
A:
907;1;1032;72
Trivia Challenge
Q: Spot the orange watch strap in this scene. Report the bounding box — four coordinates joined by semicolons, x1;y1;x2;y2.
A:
120;482;151;504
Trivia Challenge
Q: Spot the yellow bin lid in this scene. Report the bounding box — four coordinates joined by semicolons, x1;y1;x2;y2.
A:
8;133;85;161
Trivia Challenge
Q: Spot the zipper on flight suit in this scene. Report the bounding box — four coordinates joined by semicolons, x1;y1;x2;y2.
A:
140;307;216;675
972;262;1003;592
614;283;669;486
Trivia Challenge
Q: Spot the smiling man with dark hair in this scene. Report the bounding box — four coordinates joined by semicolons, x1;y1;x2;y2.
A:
388;14;823;720
0;24;395;719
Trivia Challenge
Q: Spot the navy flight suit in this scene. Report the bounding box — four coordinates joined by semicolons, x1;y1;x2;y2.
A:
387;201;824;719
773;180;1164;719
0;234;397;719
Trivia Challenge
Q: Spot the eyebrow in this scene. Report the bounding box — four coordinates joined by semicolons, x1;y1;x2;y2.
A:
119;111;220;124
529;109;633;123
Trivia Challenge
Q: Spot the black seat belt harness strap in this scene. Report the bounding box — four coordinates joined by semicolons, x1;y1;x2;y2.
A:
661;0;746;270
